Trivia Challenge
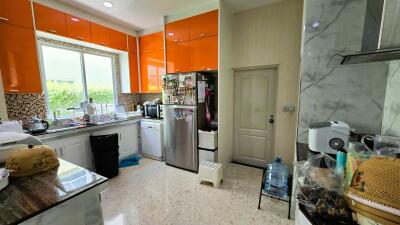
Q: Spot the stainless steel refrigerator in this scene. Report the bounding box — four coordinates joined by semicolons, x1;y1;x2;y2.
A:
163;73;204;172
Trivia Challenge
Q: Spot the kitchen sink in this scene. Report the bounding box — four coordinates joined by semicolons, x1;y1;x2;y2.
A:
46;123;84;133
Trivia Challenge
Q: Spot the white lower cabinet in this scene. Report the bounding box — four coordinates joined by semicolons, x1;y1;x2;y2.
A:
42;122;139;170
93;123;139;160
43;134;91;170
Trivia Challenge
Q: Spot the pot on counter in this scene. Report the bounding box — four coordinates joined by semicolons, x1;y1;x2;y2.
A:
28;117;49;134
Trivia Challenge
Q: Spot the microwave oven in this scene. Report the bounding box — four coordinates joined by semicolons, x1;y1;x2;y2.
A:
144;104;163;119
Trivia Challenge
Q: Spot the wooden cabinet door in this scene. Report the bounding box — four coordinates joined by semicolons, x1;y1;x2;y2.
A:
0;23;42;93
189;35;218;71
129;52;139;93
34;3;67;36
165;19;189;45
66;14;91;42
166;42;191;73
108;29;127;51
128;35;137;53
0;0;33;29
90;22;110;47
140;50;164;93
189;10;218;40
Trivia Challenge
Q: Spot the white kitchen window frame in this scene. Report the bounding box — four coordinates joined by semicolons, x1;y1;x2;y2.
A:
37;41;118;119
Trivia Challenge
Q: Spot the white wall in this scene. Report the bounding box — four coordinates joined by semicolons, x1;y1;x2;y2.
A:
382;61;400;137
217;0;235;164
33;0;137;36
0;71;8;120
231;0;303;164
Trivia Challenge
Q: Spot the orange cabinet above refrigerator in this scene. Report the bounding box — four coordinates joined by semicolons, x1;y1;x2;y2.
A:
189;35;218;71
189;10;218;40
165;19;190;45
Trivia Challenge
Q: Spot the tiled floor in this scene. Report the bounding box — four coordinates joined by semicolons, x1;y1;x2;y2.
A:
101;158;294;225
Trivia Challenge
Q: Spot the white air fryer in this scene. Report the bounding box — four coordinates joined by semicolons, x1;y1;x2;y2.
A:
308;121;350;154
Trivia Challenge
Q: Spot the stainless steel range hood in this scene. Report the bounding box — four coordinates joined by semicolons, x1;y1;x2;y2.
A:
341;0;400;65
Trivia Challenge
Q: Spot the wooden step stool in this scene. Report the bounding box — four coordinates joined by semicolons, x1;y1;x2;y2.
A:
198;161;223;188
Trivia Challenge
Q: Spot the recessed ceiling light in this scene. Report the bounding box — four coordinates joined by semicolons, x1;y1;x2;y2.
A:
168;32;174;36
103;1;113;8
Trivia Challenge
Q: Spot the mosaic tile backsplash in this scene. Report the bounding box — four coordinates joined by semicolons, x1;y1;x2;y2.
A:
5;93;47;127
5;93;162;125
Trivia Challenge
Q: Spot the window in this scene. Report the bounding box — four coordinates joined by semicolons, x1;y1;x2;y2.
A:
40;44;116;117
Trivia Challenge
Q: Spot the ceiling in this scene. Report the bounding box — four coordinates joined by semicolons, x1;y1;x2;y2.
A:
57;0;217;31
226;0;284;12
56;0;284;31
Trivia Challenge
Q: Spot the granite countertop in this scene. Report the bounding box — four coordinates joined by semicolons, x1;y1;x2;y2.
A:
299;204;357;225
0;159;107;225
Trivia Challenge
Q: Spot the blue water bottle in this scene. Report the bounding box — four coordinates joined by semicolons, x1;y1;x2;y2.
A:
264;157;289;199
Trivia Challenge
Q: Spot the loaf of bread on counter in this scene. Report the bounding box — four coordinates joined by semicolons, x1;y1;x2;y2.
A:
6;145;59;177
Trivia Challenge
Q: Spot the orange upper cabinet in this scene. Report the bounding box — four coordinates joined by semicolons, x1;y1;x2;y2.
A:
166;42;191;74
128;35;139;92
165;19;190;45
129;52;139;93
34;3;67;36
128;35;137;53
140;50;164;93
189;10;218;40
139;32;164;53
189;35;218;71
0;0;33;29
90;23;110;47
65;14;91;42
0;23;42;93
108;29;127;51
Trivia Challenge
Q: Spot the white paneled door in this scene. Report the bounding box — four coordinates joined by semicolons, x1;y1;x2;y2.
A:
233;68;277;167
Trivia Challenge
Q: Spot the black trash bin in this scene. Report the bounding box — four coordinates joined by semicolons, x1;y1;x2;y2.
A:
90;133;119;178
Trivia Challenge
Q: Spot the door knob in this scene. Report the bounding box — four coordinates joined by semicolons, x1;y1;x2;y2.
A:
269;115;274;124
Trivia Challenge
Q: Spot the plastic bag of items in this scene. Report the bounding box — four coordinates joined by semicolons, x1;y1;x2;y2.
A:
346;157;400;225
295;153;352;221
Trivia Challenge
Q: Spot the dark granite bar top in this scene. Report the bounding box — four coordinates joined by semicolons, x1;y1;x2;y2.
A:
0;159;107;225
299;204;357;225
296;142;310;161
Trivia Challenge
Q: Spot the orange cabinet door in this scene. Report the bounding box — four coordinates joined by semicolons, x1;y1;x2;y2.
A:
139;34;154;54
189;10;218;40
165;19;189;45
189;35;218;71
109;29;127;51
128;35;137;53
0;23;42;93
90;22;110;47
129;52;139;93
65;14;91;42
34;3;67;36
166;42;191;74
139;32;164;53
153;32;164;51
0;0;33;29
140;50;164;93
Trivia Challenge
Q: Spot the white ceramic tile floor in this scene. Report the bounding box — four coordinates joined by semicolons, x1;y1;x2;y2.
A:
101;158;294;225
